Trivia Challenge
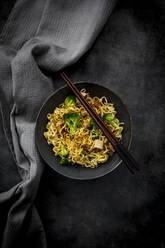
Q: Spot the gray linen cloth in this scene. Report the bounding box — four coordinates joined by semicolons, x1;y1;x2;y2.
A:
0;0;116;247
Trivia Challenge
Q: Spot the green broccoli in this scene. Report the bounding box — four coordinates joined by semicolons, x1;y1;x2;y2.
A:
59;144;68;157
64;95;76;107
92;136;99;140
59;145;68;165
90;118;97;131
103;113;120;129
90;118;99;138
63;112;80;134
60;157;68;165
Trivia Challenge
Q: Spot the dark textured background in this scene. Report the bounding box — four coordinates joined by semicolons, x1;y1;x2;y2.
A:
0;0;165;247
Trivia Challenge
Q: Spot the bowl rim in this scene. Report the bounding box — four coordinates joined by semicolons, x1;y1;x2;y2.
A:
35;81;132;179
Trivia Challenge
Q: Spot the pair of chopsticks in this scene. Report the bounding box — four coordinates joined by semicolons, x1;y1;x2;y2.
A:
60;72;139;174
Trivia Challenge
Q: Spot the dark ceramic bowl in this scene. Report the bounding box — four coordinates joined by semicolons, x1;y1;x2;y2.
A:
35;82;132;180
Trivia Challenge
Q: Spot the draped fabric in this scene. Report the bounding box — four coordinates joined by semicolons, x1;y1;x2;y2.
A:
0;1;116;247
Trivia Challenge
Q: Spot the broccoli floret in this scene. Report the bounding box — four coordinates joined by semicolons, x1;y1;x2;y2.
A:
64;95;76;107
92;136;99;140
59;144;68;157
90;119;99;138
63;112;80;134
103;113;120;129
60;157;68;165
103;113;114;122
90;118;97;131
59;145;68;165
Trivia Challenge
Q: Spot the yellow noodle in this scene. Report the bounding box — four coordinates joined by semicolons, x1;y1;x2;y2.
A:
44;89;123;168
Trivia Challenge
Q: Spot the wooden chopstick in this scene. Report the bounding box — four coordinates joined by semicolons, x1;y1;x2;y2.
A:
60;72;139;174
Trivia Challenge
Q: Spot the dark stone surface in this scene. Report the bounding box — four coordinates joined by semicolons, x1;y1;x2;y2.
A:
1;0;165;247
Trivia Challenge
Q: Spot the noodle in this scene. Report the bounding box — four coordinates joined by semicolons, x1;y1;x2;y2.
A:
44;89;123;168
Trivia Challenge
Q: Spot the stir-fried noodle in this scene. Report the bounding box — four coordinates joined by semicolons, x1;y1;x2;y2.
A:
44;89;123;168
